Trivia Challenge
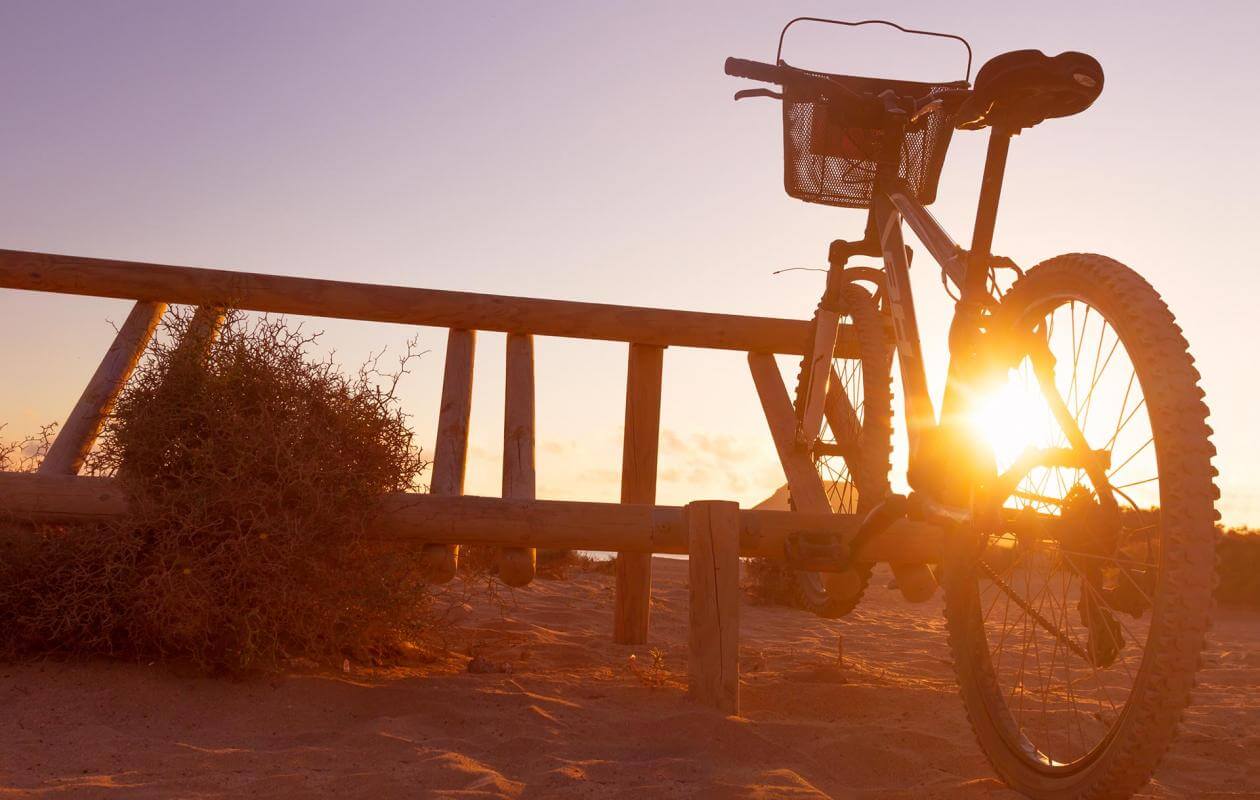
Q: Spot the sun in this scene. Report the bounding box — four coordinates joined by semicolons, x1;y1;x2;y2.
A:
967;373;1054;470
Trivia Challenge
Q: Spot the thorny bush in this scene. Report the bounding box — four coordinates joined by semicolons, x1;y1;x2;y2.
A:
0;310;436;672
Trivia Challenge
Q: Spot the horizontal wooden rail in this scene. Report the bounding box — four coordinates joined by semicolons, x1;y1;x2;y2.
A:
0;472;944;565
0;249;860;357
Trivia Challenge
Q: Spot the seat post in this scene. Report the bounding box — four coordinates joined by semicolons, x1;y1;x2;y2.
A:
936;125;1016;495
964;126;1015;303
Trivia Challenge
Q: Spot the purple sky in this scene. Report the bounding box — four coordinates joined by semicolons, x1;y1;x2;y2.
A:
2;1;1258;522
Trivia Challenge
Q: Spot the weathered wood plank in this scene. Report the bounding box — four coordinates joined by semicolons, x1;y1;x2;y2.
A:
499;332;536;587
614;343;664;645
0;248;861;357
748;352;832;511
686;500;740;715
39;300;166;476
420;329;476;583
0;472;947;563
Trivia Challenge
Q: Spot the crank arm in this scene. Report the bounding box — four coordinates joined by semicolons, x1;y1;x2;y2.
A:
783;531;849;571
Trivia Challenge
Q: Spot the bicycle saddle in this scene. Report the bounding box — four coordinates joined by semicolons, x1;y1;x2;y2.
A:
954;49;1104;131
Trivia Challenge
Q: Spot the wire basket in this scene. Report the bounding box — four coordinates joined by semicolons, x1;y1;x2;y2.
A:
782;71;960;209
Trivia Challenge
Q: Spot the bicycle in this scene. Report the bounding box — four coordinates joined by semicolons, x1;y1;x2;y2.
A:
728;18;1217;800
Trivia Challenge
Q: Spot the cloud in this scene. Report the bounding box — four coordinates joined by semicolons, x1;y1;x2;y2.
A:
654;430;762;498
579;467;620;485
660;428;687;453
690;432;744;461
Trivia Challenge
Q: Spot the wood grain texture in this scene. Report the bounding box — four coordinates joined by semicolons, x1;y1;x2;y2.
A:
0;471;946;563
171;305;226;362
686;500;740;715
499;333;536;588
614;343;664;645
0;248;861;357
747;352;832;513
39;300;166;476
421;329;476;583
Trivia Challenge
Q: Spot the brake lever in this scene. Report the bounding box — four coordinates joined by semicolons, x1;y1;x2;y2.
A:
734;88;783;101
909;98;944;124
877;89;914;116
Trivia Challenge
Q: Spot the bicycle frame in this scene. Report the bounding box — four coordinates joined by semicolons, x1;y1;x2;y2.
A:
829;127;1017;507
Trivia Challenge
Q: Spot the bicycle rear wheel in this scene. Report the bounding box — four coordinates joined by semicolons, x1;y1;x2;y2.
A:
943;254;1217;799
791;282;893;617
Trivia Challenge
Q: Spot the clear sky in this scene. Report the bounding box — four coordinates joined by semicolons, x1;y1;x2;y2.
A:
2;1;1257;524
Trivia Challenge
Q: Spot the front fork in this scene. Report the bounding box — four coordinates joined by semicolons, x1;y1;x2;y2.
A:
794;226;883;450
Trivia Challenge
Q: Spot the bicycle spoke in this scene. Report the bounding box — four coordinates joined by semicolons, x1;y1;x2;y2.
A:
982;560;1090;662
1078;332;1122;432
1107;434;1154;480
977;291;1161;768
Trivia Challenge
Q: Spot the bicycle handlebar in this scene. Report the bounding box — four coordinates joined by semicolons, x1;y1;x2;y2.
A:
724;57;786;84
725;57;864;102
725;56;883;116
725;56;971;122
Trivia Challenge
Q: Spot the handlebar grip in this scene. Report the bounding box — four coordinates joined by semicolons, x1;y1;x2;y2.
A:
724;57;785;84
724;55;889;120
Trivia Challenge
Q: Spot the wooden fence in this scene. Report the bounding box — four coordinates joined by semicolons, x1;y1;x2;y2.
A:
0;248;938;714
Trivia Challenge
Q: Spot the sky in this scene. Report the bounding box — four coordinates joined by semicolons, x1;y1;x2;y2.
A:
1;1;1258;524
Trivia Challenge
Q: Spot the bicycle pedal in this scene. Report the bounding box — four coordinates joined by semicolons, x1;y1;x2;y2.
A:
784;532;849;568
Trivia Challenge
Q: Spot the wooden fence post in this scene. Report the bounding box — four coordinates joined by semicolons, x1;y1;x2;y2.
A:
421;328;476;583
171;305;226;362
39;300;166;476
686;500;740;715
614;342;664;644
499;332;536;587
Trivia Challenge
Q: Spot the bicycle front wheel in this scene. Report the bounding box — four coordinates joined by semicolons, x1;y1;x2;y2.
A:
791;282;893;617
943;254;1217;799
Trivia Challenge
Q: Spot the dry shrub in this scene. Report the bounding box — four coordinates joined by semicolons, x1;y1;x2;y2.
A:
0;423;54;471
457;546;614;581
0;310;433;672
457;544;502;576
627;646;669;688
742;557;799;607
1216;527;1260;607
537;549;616;579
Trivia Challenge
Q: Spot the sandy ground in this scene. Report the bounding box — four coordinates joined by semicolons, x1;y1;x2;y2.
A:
1;557;1256;799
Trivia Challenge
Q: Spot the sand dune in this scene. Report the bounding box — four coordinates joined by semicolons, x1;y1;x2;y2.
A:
1;557;1255;798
